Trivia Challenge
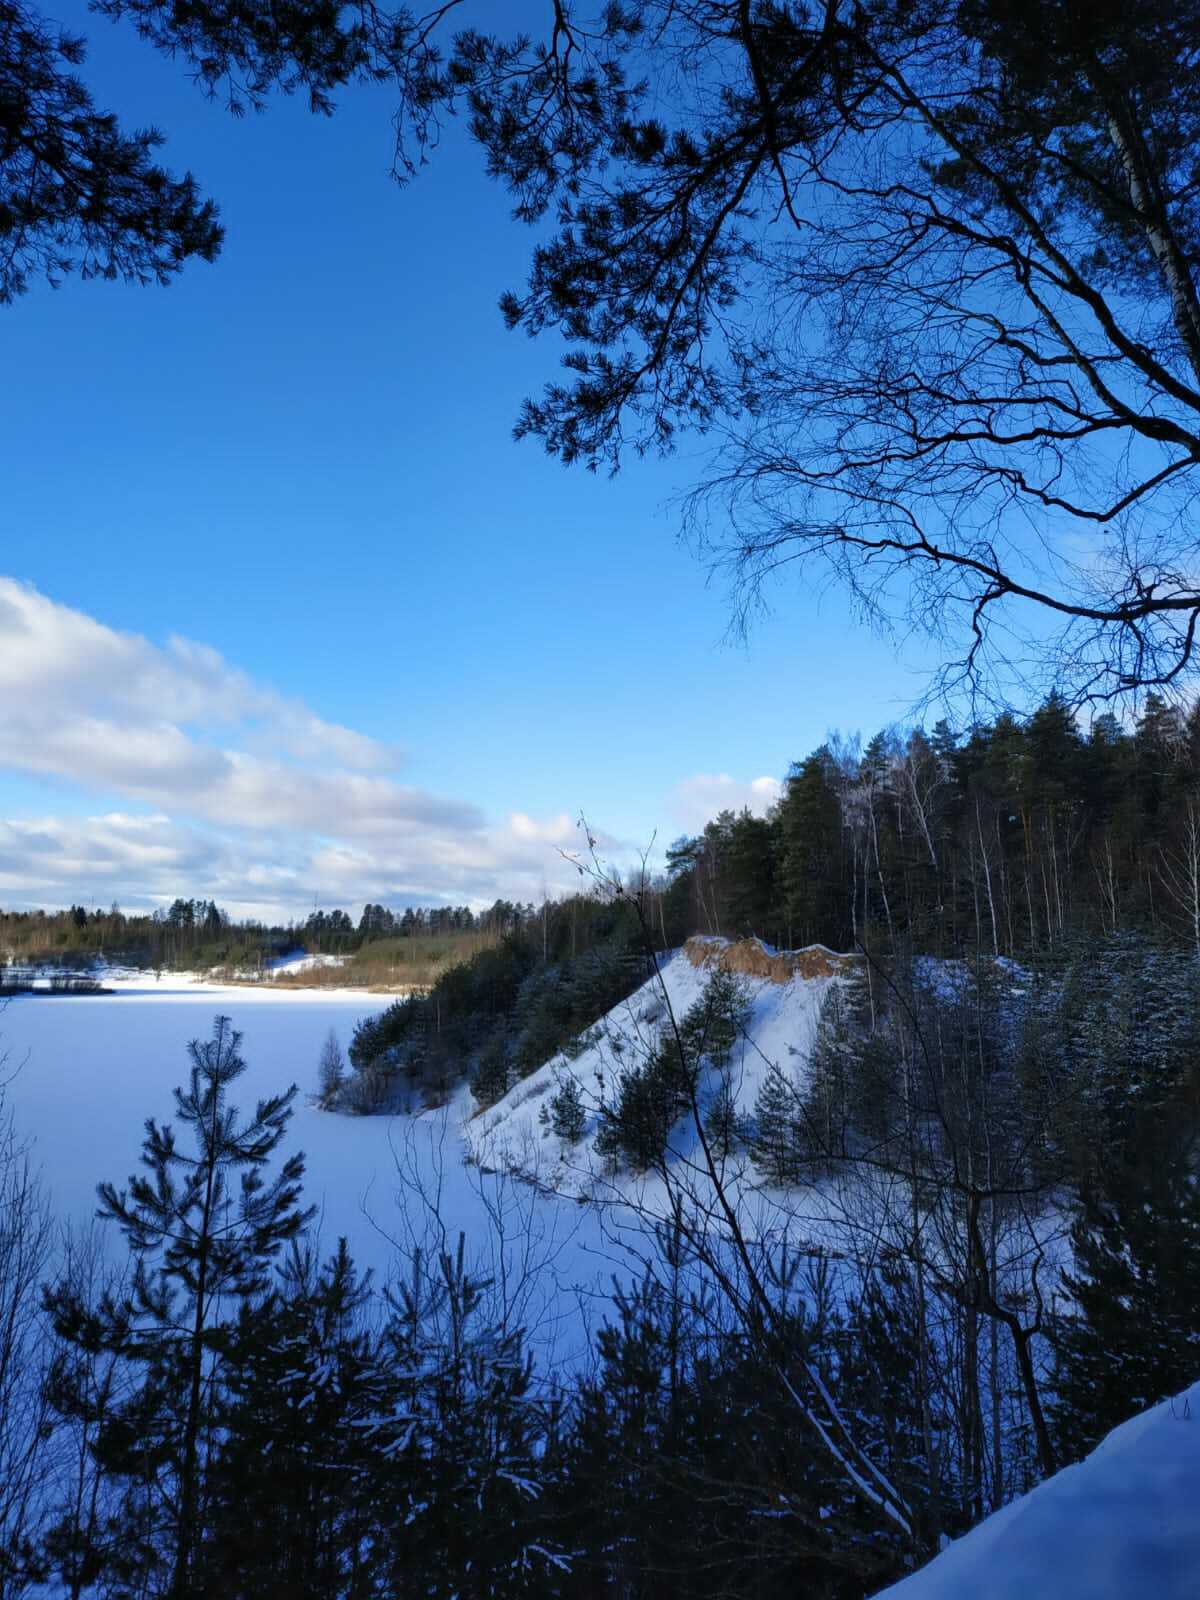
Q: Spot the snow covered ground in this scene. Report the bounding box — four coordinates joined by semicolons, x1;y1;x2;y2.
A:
0;940;1068;1365
0;970;619;1367
263;950;347;976
466;937;1071;1375
469;939;832;1181
0;941;860;1374
0;940;871;1404
878;1382;1200;1599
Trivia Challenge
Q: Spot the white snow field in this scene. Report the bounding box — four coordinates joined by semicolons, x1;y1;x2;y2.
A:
263;950;347;976
0;940;1065;1341
0;939;856;1363
0;971;619;1366
878;1382;1200;1600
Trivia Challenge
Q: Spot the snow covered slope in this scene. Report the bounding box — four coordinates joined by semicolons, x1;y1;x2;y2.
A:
465;937;849;1207
877;1384;1200;1600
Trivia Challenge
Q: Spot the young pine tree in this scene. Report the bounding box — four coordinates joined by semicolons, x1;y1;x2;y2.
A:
377;1235;562;1598
702;1075;742;1158
678;967;751;1071
52;1016;313;1599
803;967;896;1162
472;1032;511;1110
751;1065;808;1185
542;1072;587;1144
198;1239;382;1600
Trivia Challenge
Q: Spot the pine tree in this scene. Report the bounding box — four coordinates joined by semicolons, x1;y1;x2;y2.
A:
723;808;778;940
702;1075;742;1159
838;1258;962;1551
777;749;847;948
377;1235;562;1598
565;1273;679;1595
1054;1142;1200;1462
595;1042;687;1173
542;1072;587;1144
197;1239;382;1600
751;1065;807;1185
678;967;750;1072
803;966;897;1160
472;1032;510;1109
595;978;747;1173
52;1016;313;1598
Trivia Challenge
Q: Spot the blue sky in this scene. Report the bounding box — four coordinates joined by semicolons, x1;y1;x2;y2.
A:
1;2;942;919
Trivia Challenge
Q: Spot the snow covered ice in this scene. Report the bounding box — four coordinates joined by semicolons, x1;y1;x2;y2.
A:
0;969;620;1368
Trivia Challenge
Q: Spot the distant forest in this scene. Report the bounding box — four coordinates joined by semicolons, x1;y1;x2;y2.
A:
10;692;1198;980
0;896;532;982
9;691;1200;1015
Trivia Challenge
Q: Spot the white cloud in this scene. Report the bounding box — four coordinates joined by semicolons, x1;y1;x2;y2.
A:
0;808;597;923
0;578;479;841
0;580;400;772
0;581;610;917
669;772;782;833
509;811;575;845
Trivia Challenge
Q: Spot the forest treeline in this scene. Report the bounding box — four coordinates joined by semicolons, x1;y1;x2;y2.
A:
12;688;1197;991
664;693;1200;958
344;894;655;1111
0;897;531;978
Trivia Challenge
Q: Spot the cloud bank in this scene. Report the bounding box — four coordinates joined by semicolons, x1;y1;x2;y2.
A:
0;580;585;918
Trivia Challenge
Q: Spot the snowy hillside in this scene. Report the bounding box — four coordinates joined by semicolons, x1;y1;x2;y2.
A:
466;936;852;1209
877;1383;1200;1599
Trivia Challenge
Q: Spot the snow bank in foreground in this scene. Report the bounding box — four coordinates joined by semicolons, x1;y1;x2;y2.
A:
878;1383;1200;1599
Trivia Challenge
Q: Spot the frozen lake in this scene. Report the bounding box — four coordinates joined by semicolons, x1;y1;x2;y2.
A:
0;973;623;1366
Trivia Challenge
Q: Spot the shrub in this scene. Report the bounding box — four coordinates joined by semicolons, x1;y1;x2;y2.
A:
472;1034;511;1110
541;1073;587;1144
596;1039;692;1172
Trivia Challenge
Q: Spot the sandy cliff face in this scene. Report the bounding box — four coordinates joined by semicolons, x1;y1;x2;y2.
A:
683;934;860;984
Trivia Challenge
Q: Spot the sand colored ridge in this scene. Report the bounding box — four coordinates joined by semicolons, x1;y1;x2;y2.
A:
683;935;859;984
